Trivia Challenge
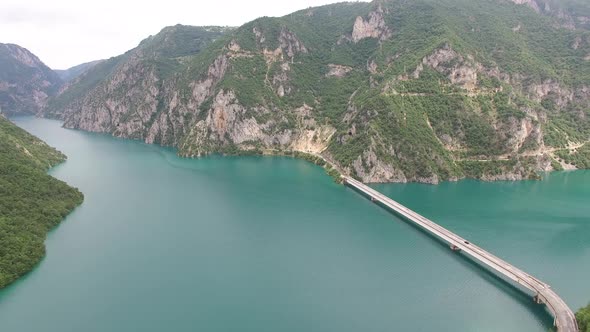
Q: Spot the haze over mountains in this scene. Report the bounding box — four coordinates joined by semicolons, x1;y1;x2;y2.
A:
2;0;589;183
54;60;104;83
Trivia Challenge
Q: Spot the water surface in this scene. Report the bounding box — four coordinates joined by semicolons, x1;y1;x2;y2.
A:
1;117;588;332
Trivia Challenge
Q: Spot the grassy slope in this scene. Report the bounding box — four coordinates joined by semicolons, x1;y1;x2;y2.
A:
0;116;83;288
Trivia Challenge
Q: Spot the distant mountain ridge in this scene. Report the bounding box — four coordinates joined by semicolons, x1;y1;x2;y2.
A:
0;43;62;115
55;60;103;82
39;0;590;183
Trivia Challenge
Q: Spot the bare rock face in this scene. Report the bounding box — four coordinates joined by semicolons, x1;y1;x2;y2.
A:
290;105;336;153
181;90;267;155
326;64;353;78
419;45;478;91
64;54;161;139
279;28;307;59
64;48;231;150
210;91;263;143
351;6;392;43
253;27;266;44
179;90;338;157
529;80;574;108
423;46;459;68
506;116;541;152
351;149;408;183
190;54;229;104
272;67;291;97
449;66;478;91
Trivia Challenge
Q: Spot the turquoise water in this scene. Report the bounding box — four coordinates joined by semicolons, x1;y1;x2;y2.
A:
1;116;588;332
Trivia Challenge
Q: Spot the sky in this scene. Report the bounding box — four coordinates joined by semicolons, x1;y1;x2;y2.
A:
0;0;368;70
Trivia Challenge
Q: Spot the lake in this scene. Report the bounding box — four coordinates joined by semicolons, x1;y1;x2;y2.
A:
1;116;588;332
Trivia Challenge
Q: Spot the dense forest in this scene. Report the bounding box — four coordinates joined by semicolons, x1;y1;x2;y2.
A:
0;116;83;288
578;303;590;332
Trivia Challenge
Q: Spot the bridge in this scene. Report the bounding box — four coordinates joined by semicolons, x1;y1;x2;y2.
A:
343;175;578;332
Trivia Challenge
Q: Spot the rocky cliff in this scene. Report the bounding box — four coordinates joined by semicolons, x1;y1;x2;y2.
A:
43;0;590;183
0;43;62;115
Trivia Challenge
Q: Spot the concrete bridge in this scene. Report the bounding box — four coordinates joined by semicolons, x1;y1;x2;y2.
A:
343;175;578;332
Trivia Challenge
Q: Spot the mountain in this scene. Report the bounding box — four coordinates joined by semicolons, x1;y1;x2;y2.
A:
54;60;103;82
44;25;232;121
510;0;590;30
0;43;62;115
43;0;590;184
0;116;83;288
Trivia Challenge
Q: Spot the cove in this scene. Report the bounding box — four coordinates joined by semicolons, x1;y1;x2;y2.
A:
0;116;588;332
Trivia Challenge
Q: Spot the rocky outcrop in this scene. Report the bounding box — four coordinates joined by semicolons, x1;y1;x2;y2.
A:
180;93;335;157
279;28;308;59
290;105;336;153
350;149;408;183
528;80;574;108
416;45;478;91
0;43;62;115
351;6;392;43
505;116;541;152
326;64;353;78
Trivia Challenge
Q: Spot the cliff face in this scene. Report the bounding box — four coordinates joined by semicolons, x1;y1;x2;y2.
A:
43;0;590;183
45;25;231;146
0;43;62;115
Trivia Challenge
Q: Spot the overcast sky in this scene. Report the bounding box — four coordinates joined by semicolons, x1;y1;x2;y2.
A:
0;0;367;69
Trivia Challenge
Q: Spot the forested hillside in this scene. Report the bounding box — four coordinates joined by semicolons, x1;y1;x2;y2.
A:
577;303;590;332
0;116;83;288
43;0;590;183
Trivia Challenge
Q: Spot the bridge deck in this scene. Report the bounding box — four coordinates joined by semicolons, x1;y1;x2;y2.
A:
343;176;578;332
